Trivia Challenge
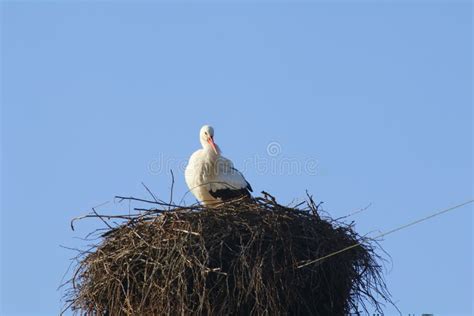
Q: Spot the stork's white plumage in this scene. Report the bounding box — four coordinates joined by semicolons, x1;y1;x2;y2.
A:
185;125;253;206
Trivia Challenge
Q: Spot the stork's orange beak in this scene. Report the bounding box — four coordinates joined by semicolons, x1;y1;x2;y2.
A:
207;137;218;155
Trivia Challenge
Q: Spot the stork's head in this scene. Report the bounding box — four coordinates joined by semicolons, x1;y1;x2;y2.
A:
200;125;219;155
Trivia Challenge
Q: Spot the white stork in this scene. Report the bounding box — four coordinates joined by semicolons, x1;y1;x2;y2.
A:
185;125;253;206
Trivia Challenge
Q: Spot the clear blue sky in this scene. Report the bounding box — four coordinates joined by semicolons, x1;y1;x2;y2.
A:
1;1;472;315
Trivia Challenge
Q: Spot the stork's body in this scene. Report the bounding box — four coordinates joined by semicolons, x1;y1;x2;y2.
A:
185;125;252;206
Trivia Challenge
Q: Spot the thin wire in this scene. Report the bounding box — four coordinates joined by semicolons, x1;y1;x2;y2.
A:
297;199;474;269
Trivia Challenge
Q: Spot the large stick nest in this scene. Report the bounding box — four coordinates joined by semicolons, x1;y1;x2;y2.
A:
64;193;391;315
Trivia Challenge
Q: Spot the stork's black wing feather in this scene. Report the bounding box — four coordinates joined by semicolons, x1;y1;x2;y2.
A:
208;187;251;201
230;166;253;192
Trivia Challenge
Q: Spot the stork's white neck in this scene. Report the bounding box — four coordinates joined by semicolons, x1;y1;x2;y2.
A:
200;140;221;157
